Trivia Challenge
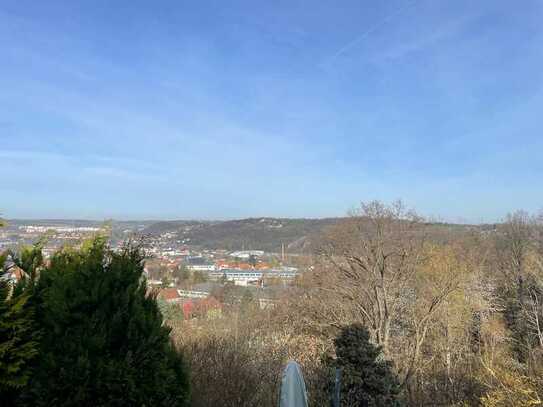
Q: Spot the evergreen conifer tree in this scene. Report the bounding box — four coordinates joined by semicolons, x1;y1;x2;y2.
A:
331;323;402;407
20;237;189;407
0;252;39;403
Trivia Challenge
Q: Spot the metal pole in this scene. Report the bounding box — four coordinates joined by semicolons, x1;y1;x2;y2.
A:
332;368;341;407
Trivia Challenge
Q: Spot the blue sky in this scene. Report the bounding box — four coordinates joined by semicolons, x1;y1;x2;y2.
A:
1;0;542;222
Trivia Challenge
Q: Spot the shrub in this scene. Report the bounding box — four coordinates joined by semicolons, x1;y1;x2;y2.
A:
330;323;402;407
19;238;189;406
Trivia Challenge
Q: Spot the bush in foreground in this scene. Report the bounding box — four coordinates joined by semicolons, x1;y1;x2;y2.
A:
0;252;39;404
15;238;189;406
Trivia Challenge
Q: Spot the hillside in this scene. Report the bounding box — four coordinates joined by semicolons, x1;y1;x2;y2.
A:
143;217;343;252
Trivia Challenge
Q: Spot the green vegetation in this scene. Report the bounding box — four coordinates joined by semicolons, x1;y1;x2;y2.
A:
330;323;401;406
0;253;39;404
1;238;189;406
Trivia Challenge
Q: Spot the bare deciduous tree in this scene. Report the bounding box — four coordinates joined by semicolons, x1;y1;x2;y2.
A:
312;201;426;354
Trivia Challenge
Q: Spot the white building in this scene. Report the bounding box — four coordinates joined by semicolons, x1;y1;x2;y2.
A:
229;250;265;259
187;264;217;272
208;268;298;286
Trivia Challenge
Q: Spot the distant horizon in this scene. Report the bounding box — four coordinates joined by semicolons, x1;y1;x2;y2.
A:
2;1;542;223
0;210;514;225
3;211;515;226
3;204;540;225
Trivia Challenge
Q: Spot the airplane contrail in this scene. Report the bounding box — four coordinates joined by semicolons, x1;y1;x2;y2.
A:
328;0;417;63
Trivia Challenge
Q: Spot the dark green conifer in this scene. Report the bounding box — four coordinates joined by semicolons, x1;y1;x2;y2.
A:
21;237;189;407
331;323;402;407
0;252;39;403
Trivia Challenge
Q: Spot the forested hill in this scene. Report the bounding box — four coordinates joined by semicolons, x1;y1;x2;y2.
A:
143;217;343;252
7;218;491;253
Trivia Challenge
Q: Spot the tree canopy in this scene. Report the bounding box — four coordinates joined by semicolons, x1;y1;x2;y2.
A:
9;237;189;407
0;252;39;403
331;323;402;407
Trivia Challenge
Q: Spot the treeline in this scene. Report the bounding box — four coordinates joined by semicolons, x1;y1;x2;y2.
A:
0;237;189;406
169;201;543;406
